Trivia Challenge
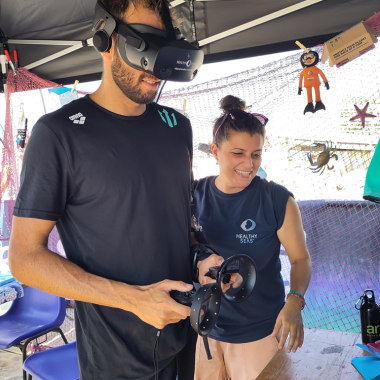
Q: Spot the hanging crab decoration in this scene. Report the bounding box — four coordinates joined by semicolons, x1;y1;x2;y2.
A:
198;142;212;156
307;141;338;175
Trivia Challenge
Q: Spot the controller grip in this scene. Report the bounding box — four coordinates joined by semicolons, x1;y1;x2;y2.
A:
170;290;195;306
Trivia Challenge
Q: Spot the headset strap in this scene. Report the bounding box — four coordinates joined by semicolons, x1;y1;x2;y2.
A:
161;2;176;40
189;0;199;47
94;0;146;51
93;0;117;31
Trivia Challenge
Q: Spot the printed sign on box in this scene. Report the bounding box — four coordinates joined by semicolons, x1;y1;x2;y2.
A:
321;22;378;68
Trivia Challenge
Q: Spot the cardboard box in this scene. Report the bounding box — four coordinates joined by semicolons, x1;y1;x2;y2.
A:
321;22;378;68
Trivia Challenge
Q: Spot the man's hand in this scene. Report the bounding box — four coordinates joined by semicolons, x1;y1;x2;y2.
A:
134;280;193;329
9;217;194;331
271;296;304;353
198;254;243;292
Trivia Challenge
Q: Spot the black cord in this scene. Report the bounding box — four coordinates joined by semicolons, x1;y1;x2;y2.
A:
155;80;167;104
153;330;161;380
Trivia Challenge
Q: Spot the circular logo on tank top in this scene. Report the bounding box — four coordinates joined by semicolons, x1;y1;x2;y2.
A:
240;219;256;231
307;70;313;75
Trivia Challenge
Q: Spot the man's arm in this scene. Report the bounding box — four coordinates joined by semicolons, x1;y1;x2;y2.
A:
9;216;192;329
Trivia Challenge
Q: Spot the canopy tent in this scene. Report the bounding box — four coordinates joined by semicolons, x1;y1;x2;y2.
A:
0;0;380;84
0;0;379;84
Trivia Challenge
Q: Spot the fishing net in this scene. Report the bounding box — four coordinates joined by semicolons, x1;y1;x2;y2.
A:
1;13;380;350
0;68;86;349
159;17;380;333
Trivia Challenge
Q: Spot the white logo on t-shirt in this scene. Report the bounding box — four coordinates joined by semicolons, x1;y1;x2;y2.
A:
237;219;257;243
240;219;256;231
69;112;86;124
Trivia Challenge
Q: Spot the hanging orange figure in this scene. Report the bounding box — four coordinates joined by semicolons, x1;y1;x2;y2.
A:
298;50;330;114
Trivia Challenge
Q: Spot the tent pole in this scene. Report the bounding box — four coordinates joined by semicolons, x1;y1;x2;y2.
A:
170;0;185;6
170;0;226;6
8;40;81;46
199;0;324;47
24;38;93;70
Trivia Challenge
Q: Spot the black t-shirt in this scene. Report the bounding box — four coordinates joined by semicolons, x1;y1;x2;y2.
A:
193;176;292;343
13;95;194;380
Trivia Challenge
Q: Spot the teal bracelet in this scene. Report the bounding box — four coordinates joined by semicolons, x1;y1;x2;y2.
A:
289;290;305;302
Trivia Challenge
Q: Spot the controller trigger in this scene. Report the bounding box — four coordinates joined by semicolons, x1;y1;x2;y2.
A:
205;266;219;280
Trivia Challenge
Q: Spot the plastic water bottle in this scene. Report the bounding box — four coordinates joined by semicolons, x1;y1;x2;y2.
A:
356;289;380;344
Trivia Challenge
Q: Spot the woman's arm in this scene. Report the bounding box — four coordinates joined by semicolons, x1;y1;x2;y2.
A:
272;196;312;353
277;196;312;296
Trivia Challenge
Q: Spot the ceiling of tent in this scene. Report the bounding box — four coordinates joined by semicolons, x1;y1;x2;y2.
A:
0;0;379;84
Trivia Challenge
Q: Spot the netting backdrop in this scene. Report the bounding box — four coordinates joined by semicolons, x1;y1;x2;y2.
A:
1;13;380;350
159;18;380;333
0;69;86;348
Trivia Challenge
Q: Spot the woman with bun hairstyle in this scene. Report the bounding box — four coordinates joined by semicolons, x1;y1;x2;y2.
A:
193;95;312;380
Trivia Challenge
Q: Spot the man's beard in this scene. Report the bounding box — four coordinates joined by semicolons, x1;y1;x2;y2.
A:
111;51;159;104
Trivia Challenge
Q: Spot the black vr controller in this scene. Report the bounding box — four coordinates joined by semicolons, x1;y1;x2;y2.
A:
170;254;257;359
170;283;222;361
169;260;240;306
206;258;240;285
170;282;221;336
170;290;196;307
207;255;257;303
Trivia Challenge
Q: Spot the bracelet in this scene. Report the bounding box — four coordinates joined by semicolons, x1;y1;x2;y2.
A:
286;293;306;310
288;290;305;302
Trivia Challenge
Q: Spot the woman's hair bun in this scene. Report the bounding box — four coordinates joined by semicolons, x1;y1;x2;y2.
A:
220;95;246;113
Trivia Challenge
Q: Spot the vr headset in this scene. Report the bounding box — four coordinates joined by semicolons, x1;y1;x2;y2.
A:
92;0;204;82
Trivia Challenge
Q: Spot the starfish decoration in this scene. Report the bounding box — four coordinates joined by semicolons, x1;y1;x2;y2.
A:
349;102;377;128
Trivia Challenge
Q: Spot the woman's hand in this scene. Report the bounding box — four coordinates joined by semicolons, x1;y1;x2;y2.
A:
197;254;243;292
271;295;304;353
197;254;224;285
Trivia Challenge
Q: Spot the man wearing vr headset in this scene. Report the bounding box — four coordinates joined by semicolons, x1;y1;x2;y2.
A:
9;1;219;380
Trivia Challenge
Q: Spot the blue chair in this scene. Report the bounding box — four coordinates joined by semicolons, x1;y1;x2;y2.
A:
0;287;67;380
23;341;79;380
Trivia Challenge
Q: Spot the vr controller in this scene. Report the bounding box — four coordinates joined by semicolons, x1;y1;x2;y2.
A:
170;254;257;360
170;290;196;307
206;259;240;285
170;258;241;305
